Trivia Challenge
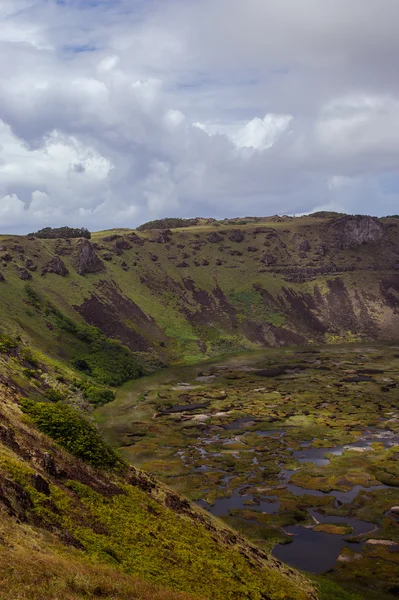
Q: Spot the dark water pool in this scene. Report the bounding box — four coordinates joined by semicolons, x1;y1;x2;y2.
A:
197;489;279;517
272;511;374;574
292;428;399;466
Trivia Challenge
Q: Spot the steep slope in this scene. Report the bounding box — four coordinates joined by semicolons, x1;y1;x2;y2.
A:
1;214;399;371
0;345;316;600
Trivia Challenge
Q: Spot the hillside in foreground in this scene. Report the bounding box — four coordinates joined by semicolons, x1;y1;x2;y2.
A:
0;342;317;599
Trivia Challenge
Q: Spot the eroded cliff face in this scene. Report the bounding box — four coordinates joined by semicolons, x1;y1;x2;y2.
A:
0;214;399;363
327;215;385;249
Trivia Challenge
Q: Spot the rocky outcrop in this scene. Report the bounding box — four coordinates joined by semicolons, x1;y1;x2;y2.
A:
299;239;311;252
151;229;172;244
208;232;224;243
113;238;132;255
261;253;277;266
127;233;145;246
25;259;37;272
228;230;245;243
42;257;69;277
327;215;384;249
17;268;32;281
103;234;122;243
74;240;104;276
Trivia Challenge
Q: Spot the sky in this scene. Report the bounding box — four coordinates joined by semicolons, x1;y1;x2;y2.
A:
1;0;399;232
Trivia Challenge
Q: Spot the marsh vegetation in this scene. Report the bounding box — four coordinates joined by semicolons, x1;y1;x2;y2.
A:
97;343;399;598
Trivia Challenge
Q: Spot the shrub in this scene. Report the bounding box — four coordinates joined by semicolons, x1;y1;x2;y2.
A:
44;388;65;403
22;368;37;379
77;343;142;386
28;226;91;239
20;347;39;367
0;334;19;354
137;217;199;231
25;285;43;308
83;386;115;406
20;399;124;470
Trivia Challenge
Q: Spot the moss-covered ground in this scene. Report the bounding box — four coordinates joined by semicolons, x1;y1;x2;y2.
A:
96;342;399;599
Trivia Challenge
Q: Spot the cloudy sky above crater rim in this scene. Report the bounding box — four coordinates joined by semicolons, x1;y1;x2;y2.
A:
1;0;399;232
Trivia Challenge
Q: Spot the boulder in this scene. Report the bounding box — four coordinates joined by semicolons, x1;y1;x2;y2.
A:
1;253;12;263
25;259;37;272
202;259;210;266
102;252;113;261
176;262;189;268
207;232;224;243
42;452;57;477
103;234;122;242
42;256;69;277
315;244;327;256
228;230;245;243
127;233;145;246
17;268;32;281
0;273;5;282
113;238;132;255
31;474;50;496
299;239;311;252
74;239;104;276
261;253;277;266
151;229;172;244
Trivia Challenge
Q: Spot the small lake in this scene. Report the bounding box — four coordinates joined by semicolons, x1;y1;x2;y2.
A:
272;511;374;574
197;489;280;517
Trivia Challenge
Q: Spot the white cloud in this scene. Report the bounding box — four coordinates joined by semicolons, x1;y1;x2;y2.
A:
234;115;293;150
0;0;399;232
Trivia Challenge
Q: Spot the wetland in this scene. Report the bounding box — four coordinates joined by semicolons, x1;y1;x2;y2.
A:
96;343;399;598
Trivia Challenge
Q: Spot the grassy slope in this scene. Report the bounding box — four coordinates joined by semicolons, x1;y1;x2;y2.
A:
0;368;316;600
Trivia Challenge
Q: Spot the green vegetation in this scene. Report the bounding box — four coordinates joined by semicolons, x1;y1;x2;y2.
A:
25;286;143;386
28;226;91;239
20;399;125;470
0;332;19;354
80;384;115;407
137;217;201;231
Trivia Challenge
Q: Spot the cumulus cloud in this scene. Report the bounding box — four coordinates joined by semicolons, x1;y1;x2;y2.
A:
0;0;399;232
